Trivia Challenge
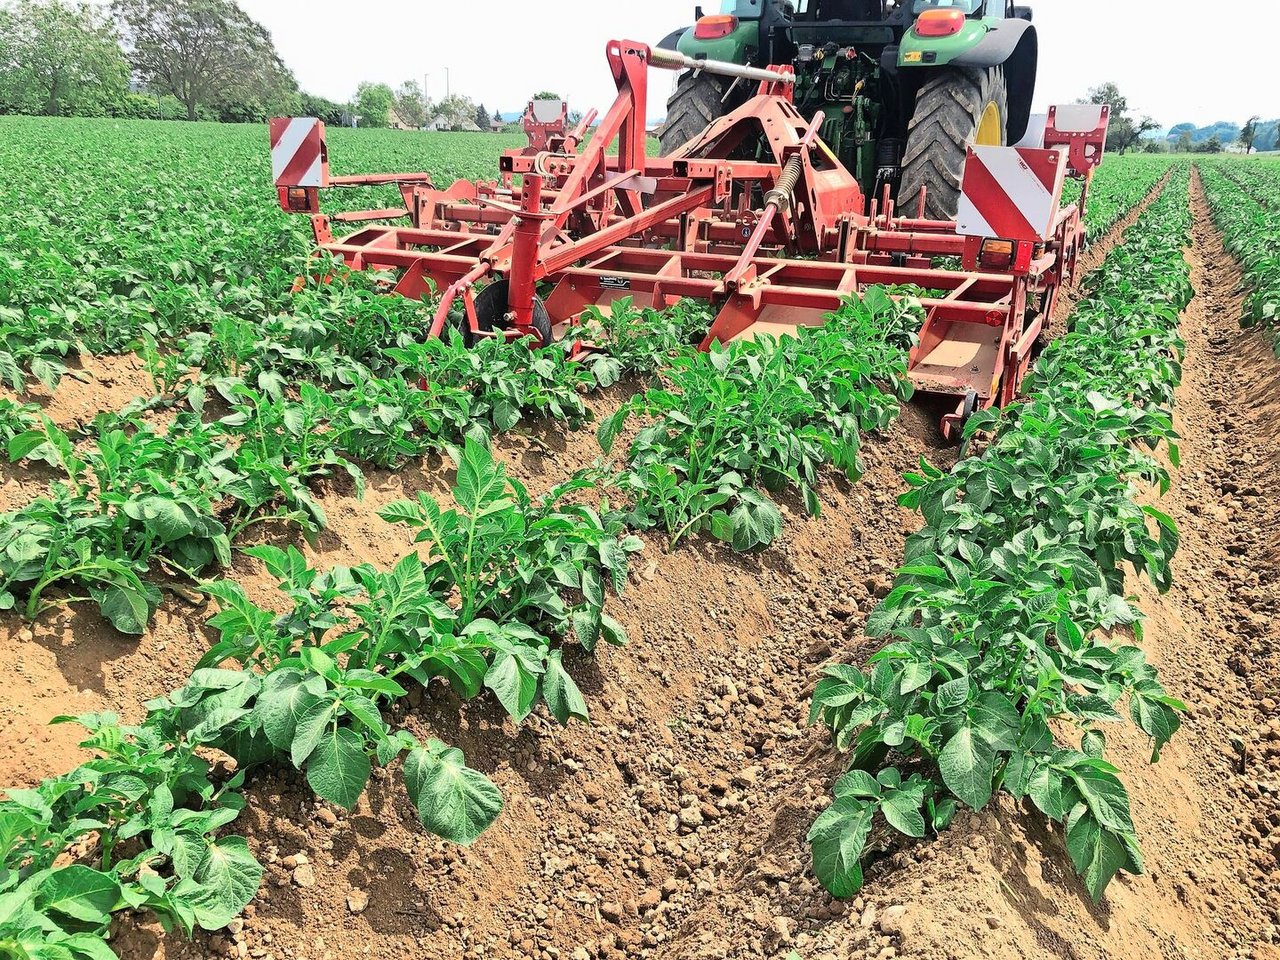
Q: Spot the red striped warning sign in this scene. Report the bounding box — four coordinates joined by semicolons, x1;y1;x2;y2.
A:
955;146;1067;243
270;117;327;188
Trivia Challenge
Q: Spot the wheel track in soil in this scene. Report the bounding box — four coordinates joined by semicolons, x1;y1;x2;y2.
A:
99;183;1199;960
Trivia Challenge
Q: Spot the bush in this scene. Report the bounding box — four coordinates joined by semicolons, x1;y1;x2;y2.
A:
111;93;160;120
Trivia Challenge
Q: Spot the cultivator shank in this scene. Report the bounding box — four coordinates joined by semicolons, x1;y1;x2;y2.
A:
270;40;1108;439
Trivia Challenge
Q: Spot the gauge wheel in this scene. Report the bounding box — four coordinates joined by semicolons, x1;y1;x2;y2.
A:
460;279;554;348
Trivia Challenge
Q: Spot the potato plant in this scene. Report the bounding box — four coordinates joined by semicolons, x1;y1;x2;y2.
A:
1199;160;1280;347
598;288;922;551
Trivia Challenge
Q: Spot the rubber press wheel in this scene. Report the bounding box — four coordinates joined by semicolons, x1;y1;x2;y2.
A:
899;66;1008;221
458;279;554;348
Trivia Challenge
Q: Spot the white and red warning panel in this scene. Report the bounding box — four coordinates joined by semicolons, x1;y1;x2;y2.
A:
270;117;328;188
955;145;1068;243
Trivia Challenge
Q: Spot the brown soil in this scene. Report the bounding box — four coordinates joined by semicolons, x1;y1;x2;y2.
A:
5;173;1278;960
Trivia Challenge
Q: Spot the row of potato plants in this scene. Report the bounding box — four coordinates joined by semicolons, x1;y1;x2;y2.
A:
1059;154;1174;237
597;287;923;551
1198;159;1280;348
0;281;928;958
808;171;1194;902
0;439;642;960
1205;156;1279;210
0;297;710;958
0;273;706;634
2;275;922;639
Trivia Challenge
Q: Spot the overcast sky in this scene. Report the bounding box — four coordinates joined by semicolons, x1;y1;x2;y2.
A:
237;0;1270;129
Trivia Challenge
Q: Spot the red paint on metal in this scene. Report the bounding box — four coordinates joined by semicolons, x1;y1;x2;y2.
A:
267;77;1099;438
268;117;289;148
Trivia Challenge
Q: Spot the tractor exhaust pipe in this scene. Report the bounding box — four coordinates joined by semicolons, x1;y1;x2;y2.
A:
648;46;795;86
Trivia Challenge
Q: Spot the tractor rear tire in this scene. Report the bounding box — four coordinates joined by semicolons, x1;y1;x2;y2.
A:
899;66;1008;221
659;71;733;155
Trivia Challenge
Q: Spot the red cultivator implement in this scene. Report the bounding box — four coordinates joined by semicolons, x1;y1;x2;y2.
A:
270;40;1107;440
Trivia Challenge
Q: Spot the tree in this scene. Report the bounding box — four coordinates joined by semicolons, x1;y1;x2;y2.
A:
1080;82;1157;155
475;102;489;129
0;0;128;116
433;93;476;129
1195;135;1224;155
1257;121;1280;153
1175;129;1193;153
354;81;393;127
1110;115;1160;155
1085;82;1127;118
113;0;296;121
394;79;426;128
533;90;561;101
300;91;345;127
1239;115;1260;154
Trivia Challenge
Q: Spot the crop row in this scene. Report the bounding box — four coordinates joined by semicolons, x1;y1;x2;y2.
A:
1198;159;1280;346
0;278;936;957
0;297;717;955
1061;153;1173;237
0;435;644;959
808;170;1194;901
0;275;626;633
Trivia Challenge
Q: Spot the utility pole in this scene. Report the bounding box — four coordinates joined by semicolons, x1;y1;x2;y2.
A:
445;67;450;98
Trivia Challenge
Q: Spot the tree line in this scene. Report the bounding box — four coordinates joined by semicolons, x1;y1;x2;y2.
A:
0;0;507;128
347;80;502;131
1167;117;1278;155
1083;83;1275;156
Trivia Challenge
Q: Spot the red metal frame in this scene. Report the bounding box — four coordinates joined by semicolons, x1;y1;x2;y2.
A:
269;38;1107;439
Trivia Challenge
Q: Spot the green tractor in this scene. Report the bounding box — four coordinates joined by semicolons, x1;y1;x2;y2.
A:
657;0;1037;219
